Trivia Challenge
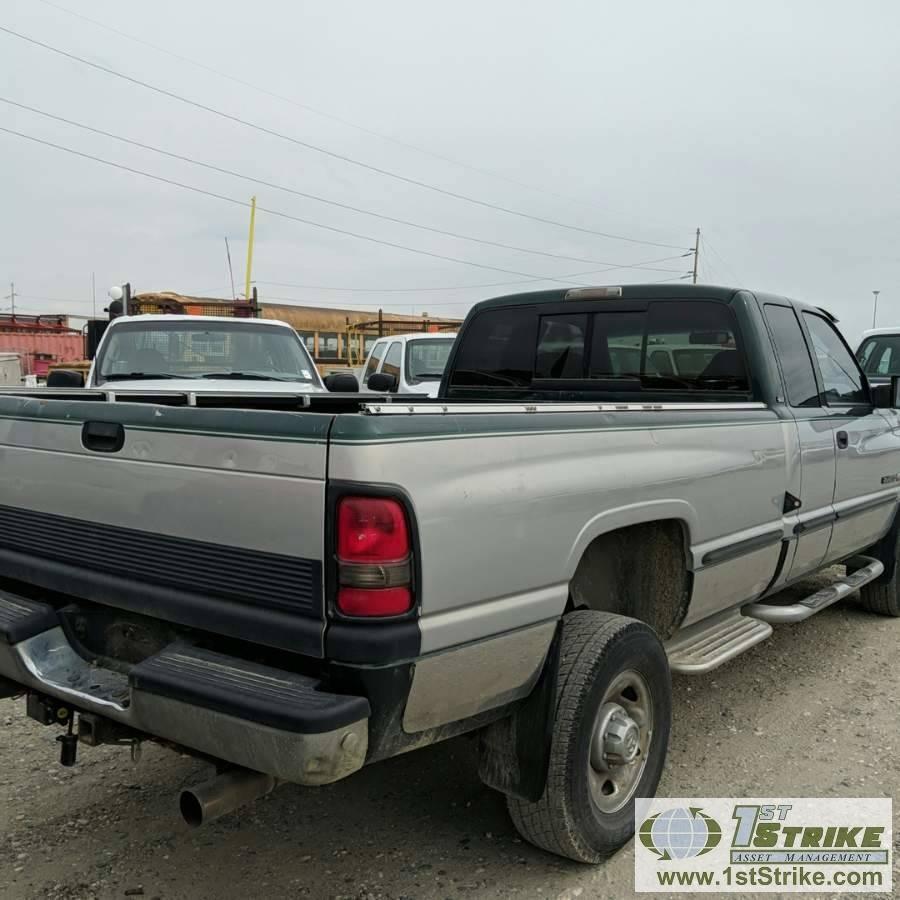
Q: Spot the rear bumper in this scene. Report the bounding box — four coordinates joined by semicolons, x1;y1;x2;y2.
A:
0;591;368;784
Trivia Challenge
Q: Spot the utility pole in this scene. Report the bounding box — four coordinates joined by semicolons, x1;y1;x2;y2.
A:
6;282;15;317
244;196;257;300
91;272;96;319
872;290;881;328
692;228;700;284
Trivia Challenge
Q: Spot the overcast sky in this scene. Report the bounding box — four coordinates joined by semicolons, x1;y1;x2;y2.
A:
3;0;900;344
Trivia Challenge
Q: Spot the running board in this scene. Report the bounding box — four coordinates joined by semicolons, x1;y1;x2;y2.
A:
666;610;773;675
742;555;884;624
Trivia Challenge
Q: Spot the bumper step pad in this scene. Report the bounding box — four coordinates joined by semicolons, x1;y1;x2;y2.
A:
0;591;57;644
666;609;773;675
131;645;370;734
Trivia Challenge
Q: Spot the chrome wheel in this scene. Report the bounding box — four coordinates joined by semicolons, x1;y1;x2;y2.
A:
588;669;653;813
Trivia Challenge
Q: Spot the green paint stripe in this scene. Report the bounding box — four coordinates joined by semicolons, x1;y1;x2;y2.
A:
331;419;781;445
0;414;325;444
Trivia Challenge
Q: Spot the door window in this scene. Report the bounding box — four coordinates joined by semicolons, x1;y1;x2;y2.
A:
858;334;900;376
802;313;867;405
364;342;386;380
763;305;820;407
381;342;402;378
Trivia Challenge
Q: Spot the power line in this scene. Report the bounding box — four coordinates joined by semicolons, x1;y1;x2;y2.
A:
700;233;742;285
2;98;690;274
255;261;692;294
0;125;603;285
261;274;693;308
0;25;689;252
32;0;688;251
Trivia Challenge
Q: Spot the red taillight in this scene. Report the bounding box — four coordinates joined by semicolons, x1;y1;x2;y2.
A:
337;497;409;562
336;496;413;617
337;586;411;617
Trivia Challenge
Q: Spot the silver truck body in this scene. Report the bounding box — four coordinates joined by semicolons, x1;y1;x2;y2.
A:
1;285;898;796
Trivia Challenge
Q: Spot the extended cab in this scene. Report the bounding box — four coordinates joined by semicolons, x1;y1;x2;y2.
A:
1;284;899;862
358;332;457;397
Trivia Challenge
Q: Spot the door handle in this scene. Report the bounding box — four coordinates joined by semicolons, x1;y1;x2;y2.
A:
82;421;125;453
836;430;849;450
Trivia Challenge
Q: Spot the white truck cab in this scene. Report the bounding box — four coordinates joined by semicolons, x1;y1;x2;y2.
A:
359;332;457;397
85;315;327;393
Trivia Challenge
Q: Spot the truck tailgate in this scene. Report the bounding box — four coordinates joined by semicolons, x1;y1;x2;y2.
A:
0;396;330;656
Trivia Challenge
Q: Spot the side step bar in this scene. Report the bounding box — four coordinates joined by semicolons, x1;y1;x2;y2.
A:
666;610;773;675
743;555;884;624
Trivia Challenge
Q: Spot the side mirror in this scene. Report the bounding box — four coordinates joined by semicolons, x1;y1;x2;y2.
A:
46;369;85;388
367;372;398;393
323;372;359;393
872;375;900;409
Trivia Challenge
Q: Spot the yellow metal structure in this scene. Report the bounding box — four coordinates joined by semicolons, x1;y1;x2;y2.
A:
244;196;257;301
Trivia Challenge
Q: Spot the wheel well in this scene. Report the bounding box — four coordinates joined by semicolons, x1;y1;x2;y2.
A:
568;520;690;640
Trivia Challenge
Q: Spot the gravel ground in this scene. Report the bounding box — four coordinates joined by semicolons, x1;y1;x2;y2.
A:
2;579;898;899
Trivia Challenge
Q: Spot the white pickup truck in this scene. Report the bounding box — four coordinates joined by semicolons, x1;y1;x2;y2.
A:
51;314;330;395
358;331;457;397
2;284;899;863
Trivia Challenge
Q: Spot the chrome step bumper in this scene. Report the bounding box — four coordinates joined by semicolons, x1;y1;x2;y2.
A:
666;609;773;675
743;555;884;624
0;591;368;785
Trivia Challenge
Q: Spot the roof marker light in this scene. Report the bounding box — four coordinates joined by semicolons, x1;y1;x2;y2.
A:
564;287;623;300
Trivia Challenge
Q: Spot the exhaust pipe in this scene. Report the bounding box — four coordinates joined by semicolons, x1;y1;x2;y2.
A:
179;767;278;827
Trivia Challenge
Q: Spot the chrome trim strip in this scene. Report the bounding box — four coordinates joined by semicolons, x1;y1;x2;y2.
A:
362;402;769;416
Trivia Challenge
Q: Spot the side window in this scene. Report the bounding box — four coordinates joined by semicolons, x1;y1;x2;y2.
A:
318;332;339;359
590;312;644;377
381;342;402;378
448;307;536;388
802;313;867;405
535;314;586;378
763;304;820;407
858;336;900;376
364;342;386;380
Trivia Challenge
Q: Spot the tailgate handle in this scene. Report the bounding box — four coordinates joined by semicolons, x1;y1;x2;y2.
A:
82;421;125;453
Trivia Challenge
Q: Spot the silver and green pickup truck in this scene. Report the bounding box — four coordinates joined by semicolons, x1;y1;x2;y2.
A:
2;284;899;863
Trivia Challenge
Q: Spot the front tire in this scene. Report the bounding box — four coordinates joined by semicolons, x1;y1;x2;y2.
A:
507;611;671;863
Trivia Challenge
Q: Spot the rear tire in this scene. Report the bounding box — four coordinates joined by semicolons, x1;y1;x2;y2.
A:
507;610;671;863
858;530;900;617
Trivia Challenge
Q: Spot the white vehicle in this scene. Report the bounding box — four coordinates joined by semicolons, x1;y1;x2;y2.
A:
359;332;457;397
61;315;329;394
856;327;900;384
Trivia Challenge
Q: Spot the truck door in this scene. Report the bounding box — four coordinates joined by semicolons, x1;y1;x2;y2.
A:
762;304;836;580
801;311;900;562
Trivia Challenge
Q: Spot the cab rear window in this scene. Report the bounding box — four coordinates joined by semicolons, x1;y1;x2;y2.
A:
449;301;748;392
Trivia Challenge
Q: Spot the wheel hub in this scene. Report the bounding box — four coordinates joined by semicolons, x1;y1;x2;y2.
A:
591;703;640;771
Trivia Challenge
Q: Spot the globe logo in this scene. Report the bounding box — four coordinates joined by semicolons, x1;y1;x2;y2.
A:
639;807;722;860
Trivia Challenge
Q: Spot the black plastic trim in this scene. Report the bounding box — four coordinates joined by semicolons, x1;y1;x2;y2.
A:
759;540;790;597
325;620;420;664
0;504;322;617
793;511;837;535
701;528;783;567
131;645;369;734
0;591;57;644
0;548;323;657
